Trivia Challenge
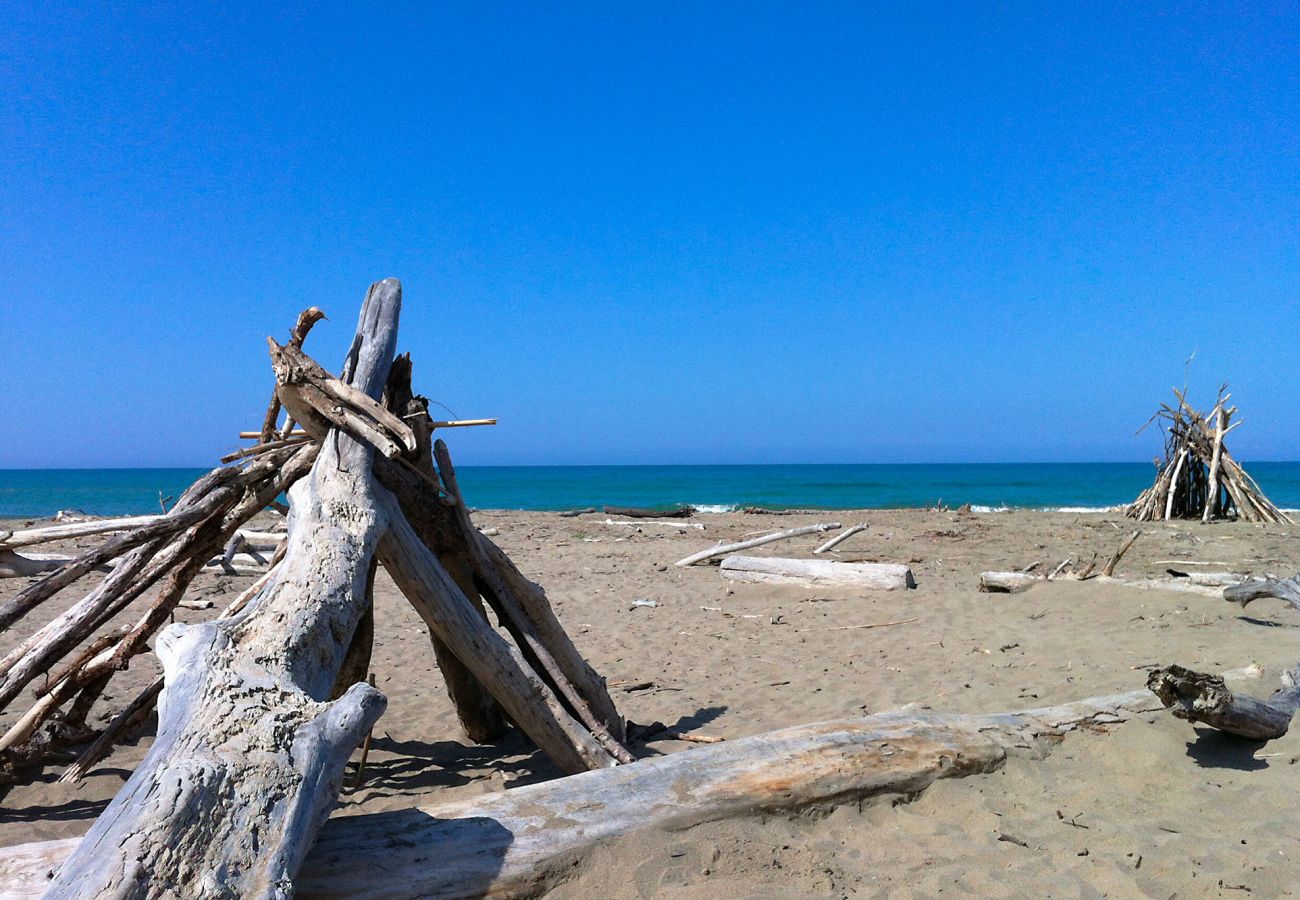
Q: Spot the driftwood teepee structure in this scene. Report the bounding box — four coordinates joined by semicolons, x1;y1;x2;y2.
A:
1125;386;1291;524
0;280;630;896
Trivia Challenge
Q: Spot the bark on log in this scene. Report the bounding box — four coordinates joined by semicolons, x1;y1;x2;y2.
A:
1148;664;1300;740
43;279;402;899
0;680;1193;899
720;556;916;590
675;523;841;567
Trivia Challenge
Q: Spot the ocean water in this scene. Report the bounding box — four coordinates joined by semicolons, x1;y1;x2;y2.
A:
2;463;1299;518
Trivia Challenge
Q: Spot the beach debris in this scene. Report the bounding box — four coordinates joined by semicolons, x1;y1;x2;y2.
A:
1101;529;1141;577
979;571;1044;594
794;617;918;632
675;522;841;567
1126;386;1291;523
557;507;597;517
630;598;659;609
719;556;916;590
0;281;632;896
0;515;166;550
1224;574;1300;610
813;522;868;554
0;550;74;578
0;674;1236;899
1148;662;1300;741
603;518;706;530
603;505;695;519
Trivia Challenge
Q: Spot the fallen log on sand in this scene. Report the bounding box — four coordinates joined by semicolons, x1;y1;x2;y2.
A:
720;556;915;590
1150;576;1300;740
0;678;1208;898
675;522;840;567
978;571;1043;593
0;550;71;578
603;505;695;519
1148;664;1300;741
0;516;165;549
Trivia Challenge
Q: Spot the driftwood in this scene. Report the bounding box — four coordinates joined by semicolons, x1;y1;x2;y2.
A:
979;571;1043;594
602;505;695;519
720;556;915;590
0;550;69;578
813;522;868;554
1148;664;1300;740
675;522;841;567
1100;529;1141;577
1127;387;1290;523
0;516;165;549
0;280;630;894
1150;575;1300;740
0;678;1199;898
1224;575;1300;610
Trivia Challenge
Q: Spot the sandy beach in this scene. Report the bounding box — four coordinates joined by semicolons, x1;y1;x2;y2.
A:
3;506;1299;896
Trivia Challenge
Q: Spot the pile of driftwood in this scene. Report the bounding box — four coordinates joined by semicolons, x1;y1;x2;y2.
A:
0;281;630;896
1126;387;1291;523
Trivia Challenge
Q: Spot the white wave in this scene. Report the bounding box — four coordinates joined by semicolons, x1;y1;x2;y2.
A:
691;503;738;514
969;505;1010;513
1047;505;1121;513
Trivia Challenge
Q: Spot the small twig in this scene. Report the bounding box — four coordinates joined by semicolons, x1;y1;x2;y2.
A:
795;617;917;633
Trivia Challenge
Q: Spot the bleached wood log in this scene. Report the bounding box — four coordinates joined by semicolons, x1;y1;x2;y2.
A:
1163;448;1188;521
720;556;915;590
42;279;402;899
0;678;1220;899
603;518;705;530
675;522;841;567
1224;575;1300;611
1202;403;1227;523
1100;529;1141;578
1149;663;1300;740
813;522;868;554
0;516;164;549
0;550;71;578
978;571;1043;593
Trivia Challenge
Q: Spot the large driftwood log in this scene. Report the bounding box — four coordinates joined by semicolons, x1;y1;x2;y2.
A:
0;680;1196;899
0;550;68;578
675;522;841;567
44;281;402;898
1148;664;1300;740
720;556;915;590
602;505;694;519
0;515;165;549
1224;575;1300;611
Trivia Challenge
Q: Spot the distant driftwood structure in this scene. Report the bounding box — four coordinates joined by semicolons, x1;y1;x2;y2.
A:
1125;386;1291;524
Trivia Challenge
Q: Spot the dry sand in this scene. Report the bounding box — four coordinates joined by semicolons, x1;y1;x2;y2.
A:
3;507;1300;897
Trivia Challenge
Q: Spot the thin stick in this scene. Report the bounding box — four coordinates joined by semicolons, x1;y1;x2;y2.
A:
813;523;868;554
1101;530;1141;578
795;617;918;633
675;523;841;567
352;673;377;788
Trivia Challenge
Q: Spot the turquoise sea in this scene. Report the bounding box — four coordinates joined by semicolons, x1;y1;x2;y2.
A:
2;463;1299;518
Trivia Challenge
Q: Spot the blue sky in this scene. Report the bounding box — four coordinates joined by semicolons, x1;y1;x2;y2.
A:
2;3;1296;467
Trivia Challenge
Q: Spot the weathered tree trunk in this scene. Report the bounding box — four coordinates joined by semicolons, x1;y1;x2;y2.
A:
1148;664;1300;740
0;681;1187;899
45;280;402;899
1224;575;1300;611
720;555;915;590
